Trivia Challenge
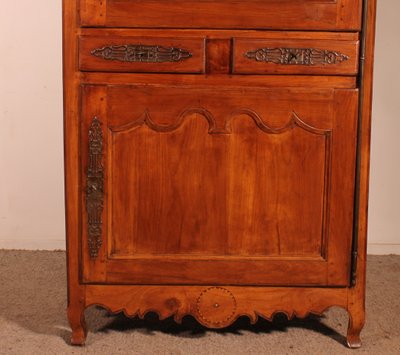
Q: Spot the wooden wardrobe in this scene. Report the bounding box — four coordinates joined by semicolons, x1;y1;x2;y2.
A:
63;0;377;347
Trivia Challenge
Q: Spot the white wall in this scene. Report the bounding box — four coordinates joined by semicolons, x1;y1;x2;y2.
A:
0;1;65;249
368;0;400;254
0;1;398;254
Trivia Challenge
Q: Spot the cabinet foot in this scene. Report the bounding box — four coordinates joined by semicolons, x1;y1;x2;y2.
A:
67;305;87;346
346;307;364;349
347;332;362;349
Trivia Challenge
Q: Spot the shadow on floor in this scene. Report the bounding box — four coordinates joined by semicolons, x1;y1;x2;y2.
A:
87;306;348;346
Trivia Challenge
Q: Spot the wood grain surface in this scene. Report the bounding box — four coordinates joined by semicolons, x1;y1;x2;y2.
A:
80;0;362;30
78;82;358;287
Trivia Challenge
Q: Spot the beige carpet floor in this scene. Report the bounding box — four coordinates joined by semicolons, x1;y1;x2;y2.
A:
0;250;399;355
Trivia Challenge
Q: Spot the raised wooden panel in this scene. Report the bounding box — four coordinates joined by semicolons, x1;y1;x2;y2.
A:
109;109;330;258
79;0;362;31
80;81;358;286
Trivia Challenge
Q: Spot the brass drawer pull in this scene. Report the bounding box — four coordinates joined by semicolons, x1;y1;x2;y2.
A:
91;44;192;63
245;47;349;66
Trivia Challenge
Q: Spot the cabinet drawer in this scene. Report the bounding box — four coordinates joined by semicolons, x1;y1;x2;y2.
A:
80;0;362;31
233;37;359;75
79;36;205;73
80;30;359;76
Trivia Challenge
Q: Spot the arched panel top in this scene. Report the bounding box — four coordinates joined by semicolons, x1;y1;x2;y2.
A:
109;108;218;134
105;84;337;132
226;110;331;136
109;108;332;136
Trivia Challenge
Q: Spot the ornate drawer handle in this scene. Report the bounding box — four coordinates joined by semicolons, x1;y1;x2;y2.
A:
245;47;349;66
91;44;193;63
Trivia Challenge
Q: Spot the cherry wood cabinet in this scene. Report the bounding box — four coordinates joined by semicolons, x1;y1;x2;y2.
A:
64;0;377;348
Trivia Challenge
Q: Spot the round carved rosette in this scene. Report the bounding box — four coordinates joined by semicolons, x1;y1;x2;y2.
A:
196;287;237;328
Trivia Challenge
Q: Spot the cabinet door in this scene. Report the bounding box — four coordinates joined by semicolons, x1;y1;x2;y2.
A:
81;81;358;286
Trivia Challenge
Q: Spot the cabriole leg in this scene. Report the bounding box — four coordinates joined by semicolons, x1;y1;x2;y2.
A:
346;305;365;349
67;304;87;346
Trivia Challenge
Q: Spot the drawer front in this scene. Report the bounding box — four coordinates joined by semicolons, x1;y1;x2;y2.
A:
80;0;362;31
233;37;359;75
80;30;359;76
79;36;205;73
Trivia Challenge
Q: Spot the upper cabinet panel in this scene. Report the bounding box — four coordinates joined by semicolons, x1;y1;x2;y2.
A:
79;0;362;31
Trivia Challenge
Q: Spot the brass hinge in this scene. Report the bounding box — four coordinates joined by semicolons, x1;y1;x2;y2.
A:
351;251;358;286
